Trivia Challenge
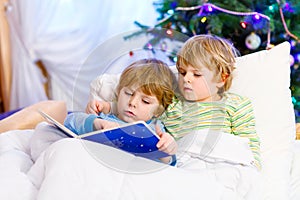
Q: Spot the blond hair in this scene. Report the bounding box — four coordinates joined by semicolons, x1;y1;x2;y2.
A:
177;34;239;93
116;58;176;115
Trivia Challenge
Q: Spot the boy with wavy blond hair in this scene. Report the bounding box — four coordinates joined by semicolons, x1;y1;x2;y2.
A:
161;34;261;170
66;58;178;165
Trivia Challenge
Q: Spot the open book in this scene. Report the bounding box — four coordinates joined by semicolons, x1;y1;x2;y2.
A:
38;110;169;160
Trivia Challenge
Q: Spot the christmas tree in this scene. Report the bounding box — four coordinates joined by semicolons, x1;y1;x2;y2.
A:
134;0;300;121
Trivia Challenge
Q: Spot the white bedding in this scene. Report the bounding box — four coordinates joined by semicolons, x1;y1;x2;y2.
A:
0;130;37;200
0;127;262;200
1;41;299;199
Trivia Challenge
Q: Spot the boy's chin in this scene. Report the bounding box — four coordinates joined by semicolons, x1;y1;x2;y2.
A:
181;94;197;102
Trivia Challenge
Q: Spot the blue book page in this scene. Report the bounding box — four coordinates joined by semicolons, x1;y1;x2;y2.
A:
81;121;169;159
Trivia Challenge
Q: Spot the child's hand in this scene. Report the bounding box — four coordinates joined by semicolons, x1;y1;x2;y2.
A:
86;100;111;114
155;125;177;155
86;100;101;114
93;119;120;130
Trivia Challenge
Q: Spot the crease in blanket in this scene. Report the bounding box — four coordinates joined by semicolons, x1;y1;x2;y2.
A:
30;122;66;162
28;138;237;199
176;130;262;199
177;130;255;166
0;130;38;200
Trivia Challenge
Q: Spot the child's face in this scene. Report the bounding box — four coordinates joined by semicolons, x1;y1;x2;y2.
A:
177;65;224;102
116;86;160;123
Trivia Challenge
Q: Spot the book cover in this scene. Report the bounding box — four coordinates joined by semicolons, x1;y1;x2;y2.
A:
38;110;169;159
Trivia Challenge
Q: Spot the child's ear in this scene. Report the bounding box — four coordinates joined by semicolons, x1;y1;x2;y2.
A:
216;73;228;87
221;74;229;82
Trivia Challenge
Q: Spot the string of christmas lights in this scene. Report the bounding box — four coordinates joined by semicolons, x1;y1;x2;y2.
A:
276;0;300;43
131;0;299;66
152;1;299;50
176;2;271;48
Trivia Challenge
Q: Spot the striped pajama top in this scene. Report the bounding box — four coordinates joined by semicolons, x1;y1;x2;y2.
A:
159;92;261;170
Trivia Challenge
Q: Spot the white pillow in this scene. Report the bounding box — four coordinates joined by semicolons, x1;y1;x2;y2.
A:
230;41;295;200
89;41;296;200
89;74;119;103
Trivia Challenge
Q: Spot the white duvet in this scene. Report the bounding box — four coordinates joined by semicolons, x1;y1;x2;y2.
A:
0;125;262;200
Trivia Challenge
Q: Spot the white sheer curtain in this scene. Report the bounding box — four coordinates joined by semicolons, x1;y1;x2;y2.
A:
7;0;158;111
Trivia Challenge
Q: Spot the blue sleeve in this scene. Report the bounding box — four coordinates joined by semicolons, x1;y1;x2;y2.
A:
148;120;166;132
169;155;177;166
64;112;98;135
157;120;166;132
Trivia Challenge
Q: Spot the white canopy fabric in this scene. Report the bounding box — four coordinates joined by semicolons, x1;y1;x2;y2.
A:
7;0;158;111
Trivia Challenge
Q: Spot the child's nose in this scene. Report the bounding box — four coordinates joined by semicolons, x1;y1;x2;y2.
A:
129;96;137;107
184;73;192;83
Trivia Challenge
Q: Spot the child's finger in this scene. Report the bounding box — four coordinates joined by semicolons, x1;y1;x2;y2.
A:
155;123;163;137
158;139;172;152
95;101;105;114
86;106;94;114
162;142;177;155
158;134;178;155
157;133;172;151
155;124;164;148
89;105;98;114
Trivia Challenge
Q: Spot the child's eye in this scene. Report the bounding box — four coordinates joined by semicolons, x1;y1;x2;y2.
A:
178;70;186;76
142;99;150;104
124;90;133;96
194;74;202;77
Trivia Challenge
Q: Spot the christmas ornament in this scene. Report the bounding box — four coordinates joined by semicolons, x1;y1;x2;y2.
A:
245;32;261;50
129;51;134;57
290;54;295;66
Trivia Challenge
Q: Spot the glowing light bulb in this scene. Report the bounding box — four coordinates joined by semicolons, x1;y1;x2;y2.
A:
240;22;247;29
201;17;207;23
296;53;300;62
254;14;260;20
147;43;153;50
208;5;213;12
205;5;213;12
268;5;274;11
173;57;177;63
166;29;173;36
167;9;174;15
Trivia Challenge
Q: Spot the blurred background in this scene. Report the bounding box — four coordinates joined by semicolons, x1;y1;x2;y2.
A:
0;0;299;120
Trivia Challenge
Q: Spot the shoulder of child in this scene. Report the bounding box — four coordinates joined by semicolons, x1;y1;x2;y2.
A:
165;96;182;110
223;92;252;105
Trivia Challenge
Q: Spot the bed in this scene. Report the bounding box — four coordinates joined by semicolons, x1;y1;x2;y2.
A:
0;40;300;200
